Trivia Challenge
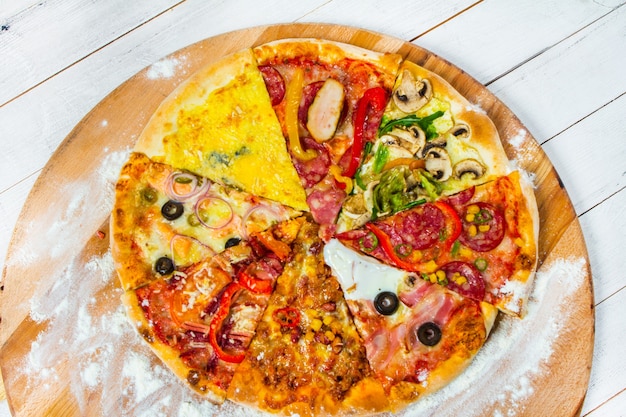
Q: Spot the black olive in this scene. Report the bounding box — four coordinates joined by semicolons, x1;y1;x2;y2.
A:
155;256;175;275
225;237;241;248
417;322;442;346
161;200;184;220
374;291;399;316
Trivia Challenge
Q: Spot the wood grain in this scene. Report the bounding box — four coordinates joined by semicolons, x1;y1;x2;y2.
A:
0;24;594;416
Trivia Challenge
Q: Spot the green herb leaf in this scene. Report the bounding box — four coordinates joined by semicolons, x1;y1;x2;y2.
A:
373;145;390;174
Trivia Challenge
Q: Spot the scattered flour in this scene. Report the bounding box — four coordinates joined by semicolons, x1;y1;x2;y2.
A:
146;55;188;80
508;128;527;150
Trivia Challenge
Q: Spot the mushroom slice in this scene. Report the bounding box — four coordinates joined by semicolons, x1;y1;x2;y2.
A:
421;135;448;157
393;69;432;113
388;126;426;155
453;158;486;179
424;147;452;181
306;78;345;142
449;123;471;140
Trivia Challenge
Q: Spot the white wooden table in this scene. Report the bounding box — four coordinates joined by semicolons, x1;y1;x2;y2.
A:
0;1;624;416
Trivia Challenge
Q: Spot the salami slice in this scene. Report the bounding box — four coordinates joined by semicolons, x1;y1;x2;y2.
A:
298;81;324;126
258;65;285;106
459;202;505;252
292;137;331;188
306;185;346;227
440;261;486;301
445;186;475;207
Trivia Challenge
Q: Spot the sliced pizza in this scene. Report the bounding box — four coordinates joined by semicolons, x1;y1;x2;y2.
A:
337;60;511;232
122;217;305;403
229;218;389;416
253;39;402;238
336;171;538;316
323;239;497;407
134;47;308;211
111;152;301;291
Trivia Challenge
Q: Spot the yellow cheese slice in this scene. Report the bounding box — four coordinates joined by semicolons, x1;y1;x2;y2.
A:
135;48;308;211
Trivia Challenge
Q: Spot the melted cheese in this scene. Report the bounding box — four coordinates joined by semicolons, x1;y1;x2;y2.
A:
323;239;407;302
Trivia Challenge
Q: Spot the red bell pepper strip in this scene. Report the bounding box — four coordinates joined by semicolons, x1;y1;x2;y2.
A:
433;201;462;250
209;282;245;363
365;223;417;272
345;87;388;178
237;269;273;295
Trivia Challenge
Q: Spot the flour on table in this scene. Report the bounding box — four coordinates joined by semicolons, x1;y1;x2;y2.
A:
508;128;527;150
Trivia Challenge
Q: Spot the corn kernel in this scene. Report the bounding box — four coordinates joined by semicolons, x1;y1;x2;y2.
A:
459;247;473;258
467;205;480;214
429;273;437;284
465;213;476;222
311;318;323;332
324;330;336;342
455;275;468;285
423;260;438;273
436;270;446;281
323;315;333;326
330;321;342;333
304;331;315;342
478;224;490;233
468;225;478;237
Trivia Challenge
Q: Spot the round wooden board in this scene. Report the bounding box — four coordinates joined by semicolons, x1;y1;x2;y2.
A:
0;24;593;417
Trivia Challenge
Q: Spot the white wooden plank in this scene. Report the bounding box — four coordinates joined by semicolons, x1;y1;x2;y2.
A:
584;388;626;417
0;0;181;105
300;0;477;40
542;93;626;215
415;0;623;84
0;0;328;193
487;5;626;142
578;188;626;304
580;286;626;415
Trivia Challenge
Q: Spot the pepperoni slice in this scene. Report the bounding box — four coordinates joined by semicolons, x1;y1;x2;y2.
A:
258;65;285;106
459;202;505;252
440;261;486;301
292;137;331;188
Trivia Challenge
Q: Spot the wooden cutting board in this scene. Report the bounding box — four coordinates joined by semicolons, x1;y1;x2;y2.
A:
0;24;593;416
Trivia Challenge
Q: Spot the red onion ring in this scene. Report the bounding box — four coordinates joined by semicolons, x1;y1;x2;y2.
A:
166;172;211;201
240;205;281;240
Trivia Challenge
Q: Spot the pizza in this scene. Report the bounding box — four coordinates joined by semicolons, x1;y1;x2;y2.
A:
110;37;539;415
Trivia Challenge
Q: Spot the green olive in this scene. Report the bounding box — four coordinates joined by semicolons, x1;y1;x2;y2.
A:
187;213;201;227
141;187;157;203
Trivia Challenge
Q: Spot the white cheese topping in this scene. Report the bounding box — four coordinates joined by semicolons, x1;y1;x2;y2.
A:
323;239;407;302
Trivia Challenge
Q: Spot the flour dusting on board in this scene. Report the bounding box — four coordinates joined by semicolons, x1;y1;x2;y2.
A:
146;55;188;80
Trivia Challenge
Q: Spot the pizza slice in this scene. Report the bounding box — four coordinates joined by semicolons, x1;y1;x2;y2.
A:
337;60;511;232
253;39;402;239
134;47;308;211
111;152;301;291
336;171;538;316
323;239;497;407
122;217;305;404
228;218;389;416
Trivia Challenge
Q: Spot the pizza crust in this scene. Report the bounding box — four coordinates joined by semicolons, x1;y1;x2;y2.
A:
253;38;402;90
